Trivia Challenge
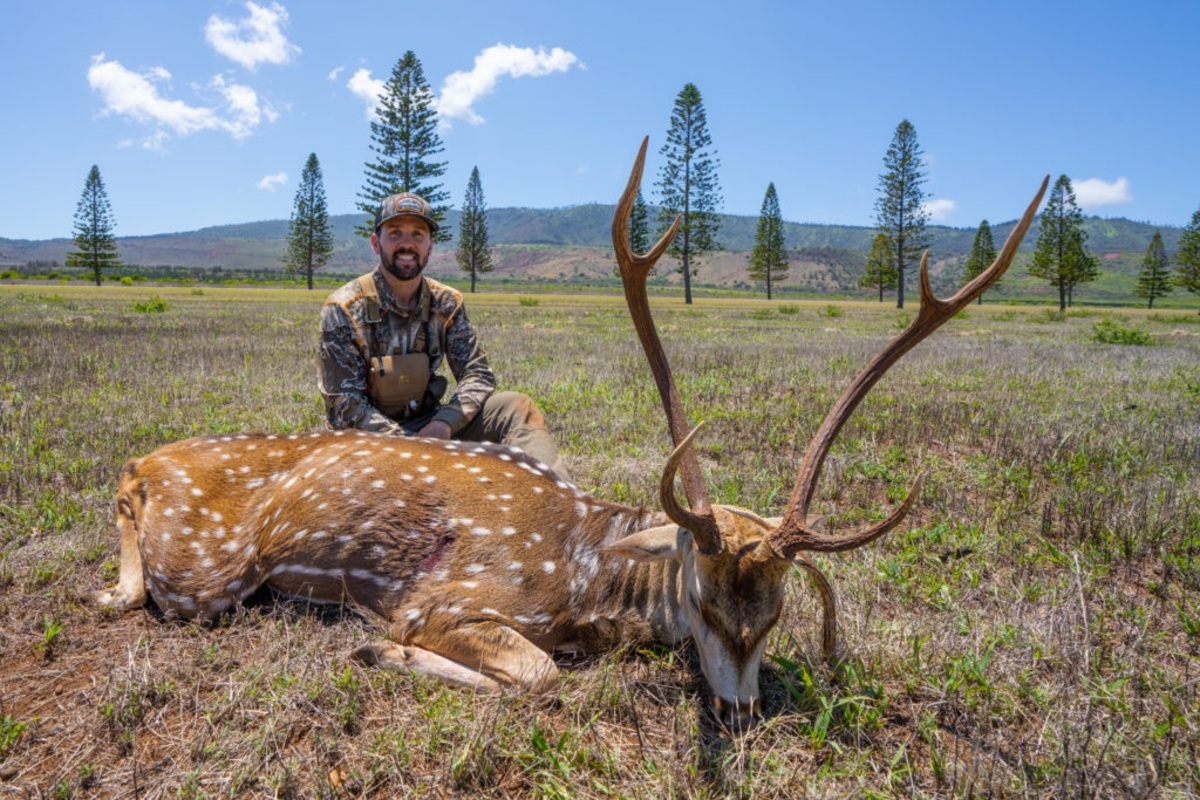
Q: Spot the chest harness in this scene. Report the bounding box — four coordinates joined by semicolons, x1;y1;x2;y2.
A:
356;273;443;419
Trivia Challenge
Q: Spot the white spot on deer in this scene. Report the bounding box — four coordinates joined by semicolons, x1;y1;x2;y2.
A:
160;533;172;542
362;466;376;475
417;465;429;473
542;561;556;574
393;499;406;509
220;453;231;461
471;527;491;536
507;561;523;571
400;473;413;481
191;487;204;497
498;453;512;462
575;501;587;519
239;465;250;474
468;466;482;475
502;527;517;536
267;450;284;458
511;575;525;586
481;607;499;616
533;486;544;494
371;479;386;489
164;507;175;518
465;564;486;574
311;530;328;540
221;541;239;552
421;454;431;461
181;526;194;536
424;476;436;484
225;579;244;593
201;558;214;568
245;478;265;490
405;608;422;621
461;581;479;589
531;533;543;543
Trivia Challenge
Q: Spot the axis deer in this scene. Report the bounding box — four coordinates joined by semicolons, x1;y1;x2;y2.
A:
92;139;1047;731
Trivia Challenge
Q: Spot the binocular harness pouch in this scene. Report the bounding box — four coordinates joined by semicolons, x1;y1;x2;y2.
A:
368;353;430;418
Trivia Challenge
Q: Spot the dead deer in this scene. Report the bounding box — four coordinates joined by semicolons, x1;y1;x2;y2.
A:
92;138;1047;731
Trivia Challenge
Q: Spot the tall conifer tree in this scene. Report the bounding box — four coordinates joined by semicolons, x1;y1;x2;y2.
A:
1029;175;1098;311
961;219;998;304
615;189;653;277
284;153;334;291
357;51;450;240
1175;206;1200;307
456;166;493;293
655;83;722;304
66;165;122;286
748;182;788;299
859;232;898;302
1135;230;1173;309
874;120;929;308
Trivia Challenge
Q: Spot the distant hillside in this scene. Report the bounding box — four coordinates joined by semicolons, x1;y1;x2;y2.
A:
0;207;1187;301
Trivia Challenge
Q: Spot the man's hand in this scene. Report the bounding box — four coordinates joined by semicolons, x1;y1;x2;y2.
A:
416;419;452;440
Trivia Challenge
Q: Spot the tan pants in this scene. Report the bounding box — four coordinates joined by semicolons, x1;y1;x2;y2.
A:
403;391;568;479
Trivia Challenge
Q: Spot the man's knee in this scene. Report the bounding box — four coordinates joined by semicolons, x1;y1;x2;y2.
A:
482;391;545;435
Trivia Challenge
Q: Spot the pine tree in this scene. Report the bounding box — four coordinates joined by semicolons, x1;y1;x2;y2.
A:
456;166;493;293
615;189;652;278
748;183;788;299
357;51;450;241
859;232;897;302
1029;175;1099;311
655;83;722;304
1135;230;1173;309
66;165;122;286
1175;206;1200;307
874;120;929;308
284;153;334;291
961;219;998;304
629;189;651;254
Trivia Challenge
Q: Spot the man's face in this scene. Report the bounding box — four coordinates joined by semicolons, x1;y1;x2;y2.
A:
372;216;433;282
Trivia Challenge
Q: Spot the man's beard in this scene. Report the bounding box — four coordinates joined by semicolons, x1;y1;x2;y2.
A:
381;247;429;282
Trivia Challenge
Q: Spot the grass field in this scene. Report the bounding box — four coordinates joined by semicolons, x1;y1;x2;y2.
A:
1;284;1198;798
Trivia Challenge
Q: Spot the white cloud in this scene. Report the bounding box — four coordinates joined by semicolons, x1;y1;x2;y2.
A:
347;44;582;126
87;54;275;144
327;66;344;81
437;44;581;126
206;2;300;69
347;68;386;119
1073;176;1131;209
922;198;957;222
258;172;288;191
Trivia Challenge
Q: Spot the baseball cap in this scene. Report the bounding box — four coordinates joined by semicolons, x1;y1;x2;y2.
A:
375;192;439;233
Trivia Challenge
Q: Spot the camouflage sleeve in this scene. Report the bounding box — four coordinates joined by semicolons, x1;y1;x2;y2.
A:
318;302;403;434
431;303;495;433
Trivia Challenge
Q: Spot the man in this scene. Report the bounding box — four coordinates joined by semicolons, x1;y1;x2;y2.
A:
318;192;566;476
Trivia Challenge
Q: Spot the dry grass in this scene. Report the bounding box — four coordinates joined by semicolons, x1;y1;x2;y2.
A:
1;285;1198;798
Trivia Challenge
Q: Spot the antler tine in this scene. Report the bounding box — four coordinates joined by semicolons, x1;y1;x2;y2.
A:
614;137;722;554
770;176;1050;560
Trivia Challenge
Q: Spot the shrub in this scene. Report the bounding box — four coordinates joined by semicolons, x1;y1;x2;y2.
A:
778;304;800;315
1092;317;1151;346
819;304;844;319
132;297;169;314
517;296;540;307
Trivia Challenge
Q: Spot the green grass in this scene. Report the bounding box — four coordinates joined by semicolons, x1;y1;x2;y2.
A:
0;285;1198;796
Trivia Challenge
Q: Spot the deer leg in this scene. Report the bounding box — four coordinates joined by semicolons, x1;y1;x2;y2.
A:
89;489;147;611
354;617;560;693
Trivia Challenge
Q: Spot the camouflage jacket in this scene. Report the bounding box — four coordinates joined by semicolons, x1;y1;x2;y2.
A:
318;270;495;434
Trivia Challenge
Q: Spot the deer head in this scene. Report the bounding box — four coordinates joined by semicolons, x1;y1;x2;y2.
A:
611;136;1048;728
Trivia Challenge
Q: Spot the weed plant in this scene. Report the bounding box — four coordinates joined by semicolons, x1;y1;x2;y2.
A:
0;286;1198;797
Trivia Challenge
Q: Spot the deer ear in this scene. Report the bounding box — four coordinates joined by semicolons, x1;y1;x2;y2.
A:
600;524;683;563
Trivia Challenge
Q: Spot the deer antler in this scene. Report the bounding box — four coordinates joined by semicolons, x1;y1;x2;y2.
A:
769;176;1050;560
614;137;723;554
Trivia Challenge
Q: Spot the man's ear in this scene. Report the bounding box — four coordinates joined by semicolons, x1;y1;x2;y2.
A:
370;233;381;254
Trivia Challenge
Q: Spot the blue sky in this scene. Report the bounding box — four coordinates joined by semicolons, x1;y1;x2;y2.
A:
3;1;1197;241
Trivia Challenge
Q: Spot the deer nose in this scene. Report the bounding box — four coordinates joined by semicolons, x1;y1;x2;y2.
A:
712;695;761;733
